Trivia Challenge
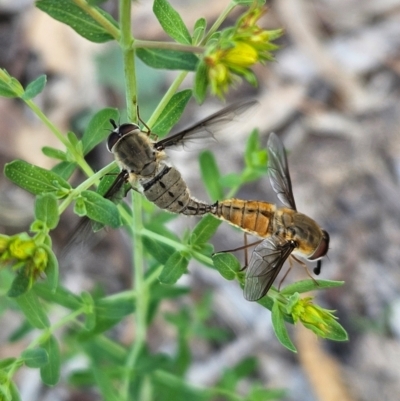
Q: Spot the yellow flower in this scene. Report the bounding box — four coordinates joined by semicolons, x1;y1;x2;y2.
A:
200;5;282;99
9;237;36;260
290;297;347;340
223;42;259;68
32;247;48;273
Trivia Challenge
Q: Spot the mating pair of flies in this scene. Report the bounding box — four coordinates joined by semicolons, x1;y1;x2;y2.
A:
75;100;329;301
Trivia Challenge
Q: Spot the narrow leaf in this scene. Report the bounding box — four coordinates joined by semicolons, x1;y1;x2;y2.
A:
190;214;221;245
42;146;67;161
35;194;59;229
22;75;47;100
36;0;117;43
153;0;191;44
7;269;31;298
152;89;192;137
271;302;296;352
4;160;71;197
22;348;49;368
95;297;135;320
51;161;77;180
159;252;189;284
192;18;206;44
193;60;208;104
136;48;198;71
212;253;240;280
15;290;50;329
40;335;60;386
143;237;175;264
33;283;82;310
81;108;119;154
281;280;345;296
80;190;121;228
0;69;24;97
199;150;223;201
42;245;59;292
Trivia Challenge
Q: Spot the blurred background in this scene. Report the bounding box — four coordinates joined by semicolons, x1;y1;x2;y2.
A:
1;0;400;400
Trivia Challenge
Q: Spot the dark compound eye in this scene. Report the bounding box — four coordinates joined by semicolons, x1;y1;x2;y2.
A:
107;122;139;152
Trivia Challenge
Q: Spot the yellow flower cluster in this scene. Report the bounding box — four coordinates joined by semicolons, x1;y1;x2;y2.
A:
204;6;283;97
291;296;343;339
1;234;49;282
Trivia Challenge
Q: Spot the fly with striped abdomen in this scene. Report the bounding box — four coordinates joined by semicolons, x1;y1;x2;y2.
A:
211;133;330;301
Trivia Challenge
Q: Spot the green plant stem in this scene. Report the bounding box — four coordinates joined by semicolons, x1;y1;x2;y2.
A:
58;161;117;214
72;0;120;40
146;72;188;128
123;192;148;397
120;0;137;122
134;40;204;53
203;1;237;42
118;1;148;399
23;98;95;178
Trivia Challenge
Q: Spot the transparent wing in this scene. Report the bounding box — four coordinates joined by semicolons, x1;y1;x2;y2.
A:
243;236;295;301
155;100;258;151
61;170;129;264
267;132;297;210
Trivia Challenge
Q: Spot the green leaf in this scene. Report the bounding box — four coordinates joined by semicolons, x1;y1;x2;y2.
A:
0;69;24;97
42;146;67;161
33;283;82;310
80;190;121;228
51;161;77;180
152;89;192;137
4;160;71;197
136;48;198;71
22;348;49;368
15;290;50;329
193;60;208;104
159;252;189;284
190;215;221;245
34;194;59;229
42;245;59;292
95;297;135;320
271;302;296;352
220;172;242;188
40;335;60;386
212;253;240;280
280;279;345;296
0;358;17;370
192;18;206;45
22;75;47;100
36;0;117;43
7;269;31;298
74;197;87;217
153;0;191;44
81;108;119;154
199;150;223;201
9;380;22;401
67;131;81;149
143;237;175;264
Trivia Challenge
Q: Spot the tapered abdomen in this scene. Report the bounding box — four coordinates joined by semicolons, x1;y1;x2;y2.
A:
141;165;213;215
212;199;276;237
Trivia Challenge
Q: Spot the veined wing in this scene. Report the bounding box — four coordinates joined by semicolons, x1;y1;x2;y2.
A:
243;236;296;301
267;133;297;210
155;100;258;151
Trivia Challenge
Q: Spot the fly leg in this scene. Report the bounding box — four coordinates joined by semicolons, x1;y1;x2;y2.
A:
278;257;294;290
291;255;320;287
212;236;263;271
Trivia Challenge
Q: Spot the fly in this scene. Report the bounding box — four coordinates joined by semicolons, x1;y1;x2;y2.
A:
211;133;330;301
